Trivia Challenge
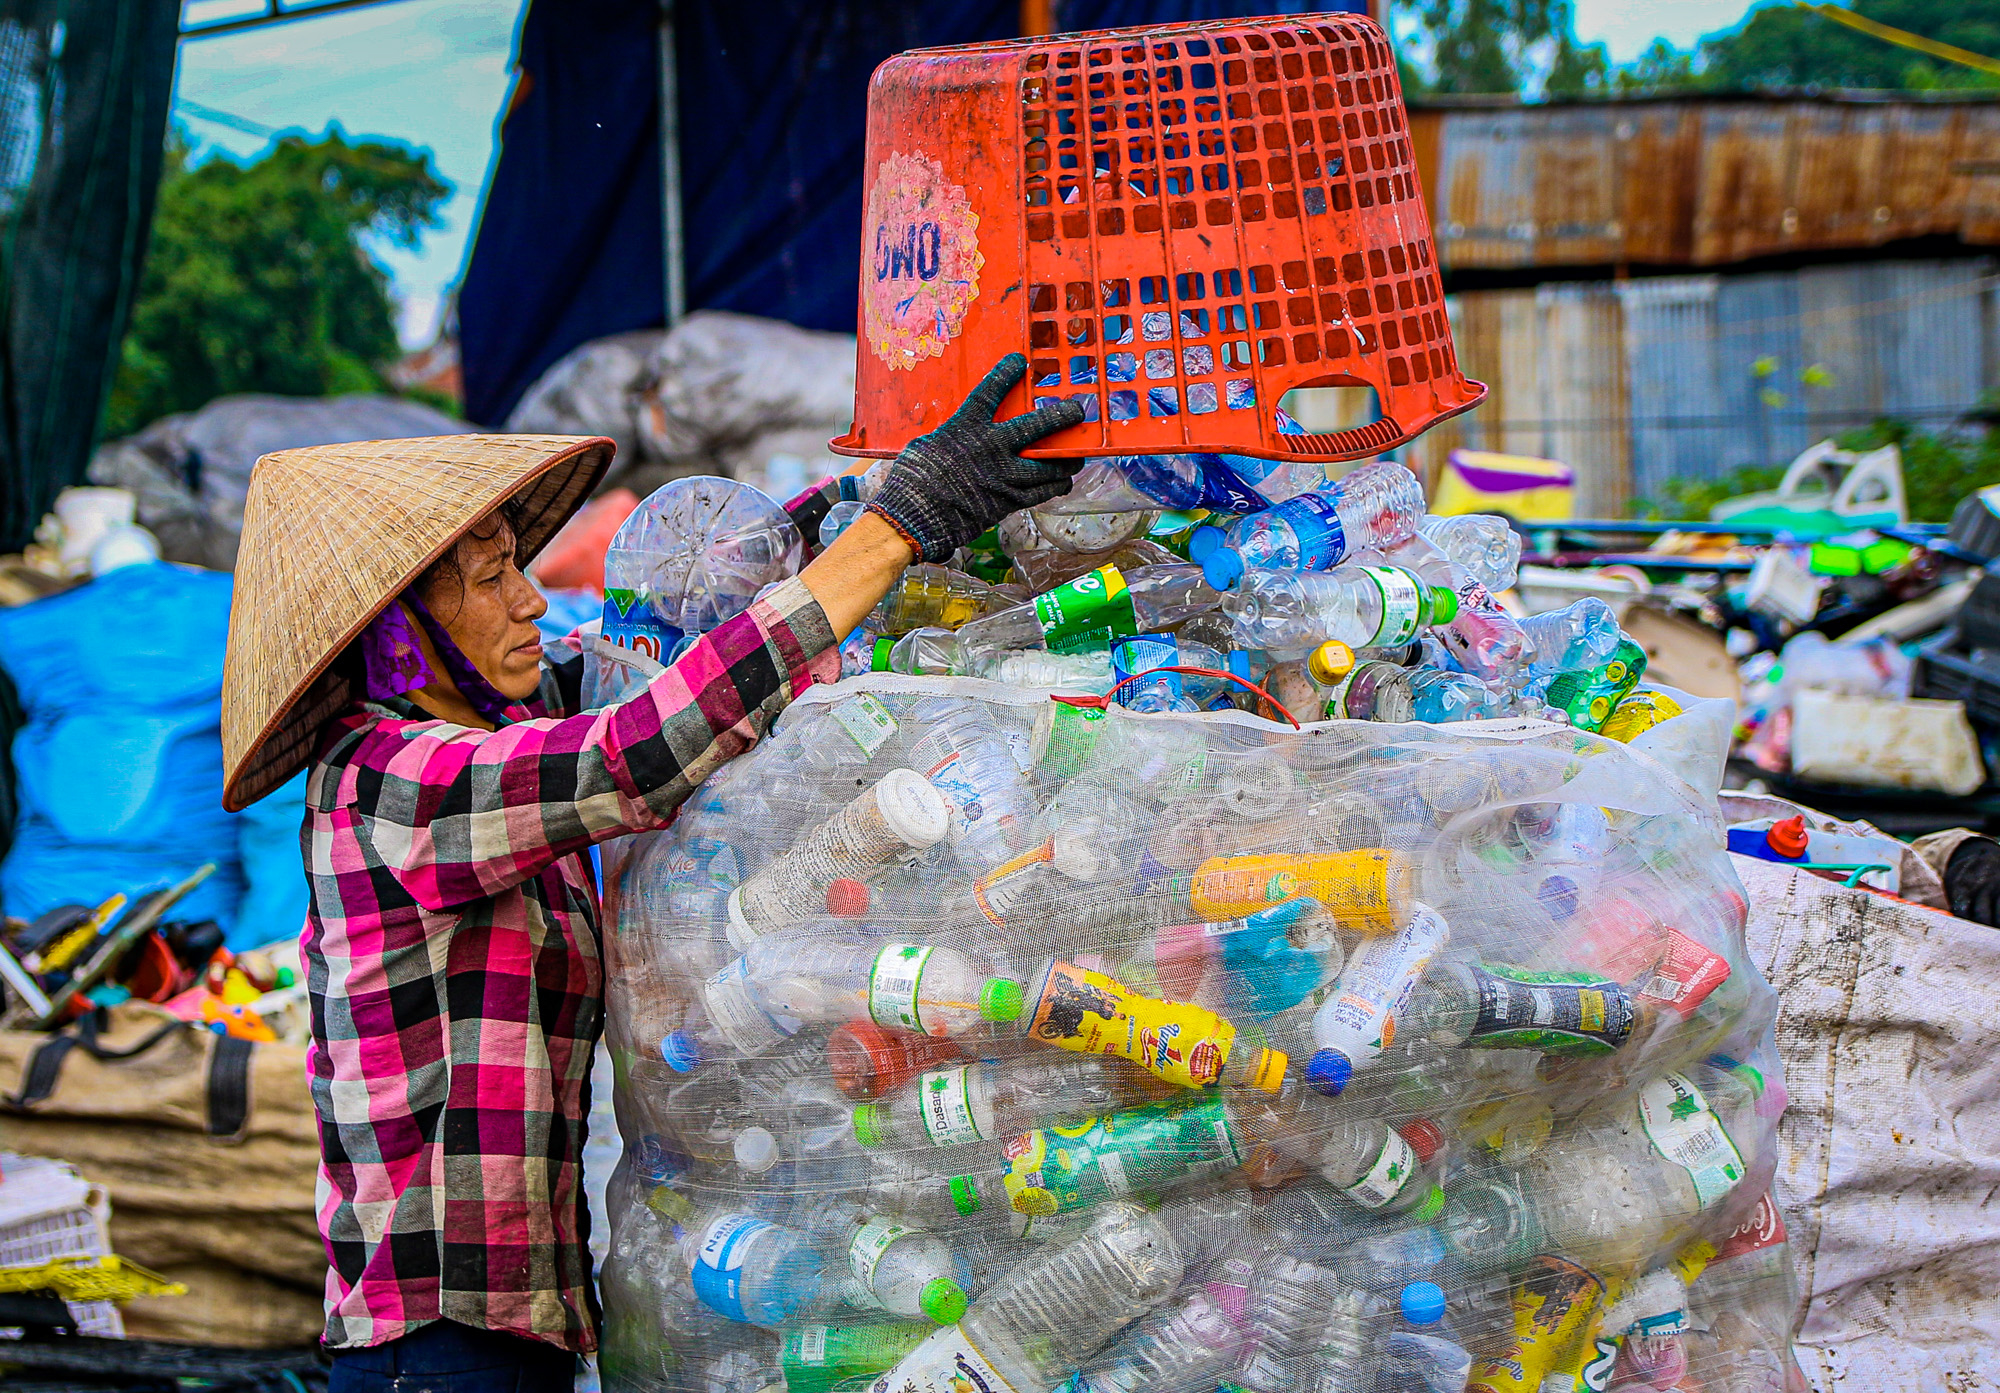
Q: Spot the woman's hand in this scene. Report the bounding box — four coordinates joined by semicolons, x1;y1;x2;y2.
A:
865;354;1086;563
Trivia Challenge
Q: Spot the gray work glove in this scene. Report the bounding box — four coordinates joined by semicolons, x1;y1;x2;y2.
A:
866;354;1085;563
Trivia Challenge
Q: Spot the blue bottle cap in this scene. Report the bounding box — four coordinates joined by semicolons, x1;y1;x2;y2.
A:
1187;525;1225;562
1401;1280;1447;1326
1305;1048;1352;1096
1227;650;1252;681
659;1031;702;1073
1202;547;1246;591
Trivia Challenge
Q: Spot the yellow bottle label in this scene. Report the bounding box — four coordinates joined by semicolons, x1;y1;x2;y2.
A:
1026;960;1235;1090
1188;850;1403;934
1468;1256;1608;1393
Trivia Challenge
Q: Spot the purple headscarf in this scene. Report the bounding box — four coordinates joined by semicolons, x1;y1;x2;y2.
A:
359;590;519;725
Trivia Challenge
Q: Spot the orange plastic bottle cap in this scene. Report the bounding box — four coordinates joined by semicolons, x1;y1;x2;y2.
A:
826;878;870;917
1766;816;1809;860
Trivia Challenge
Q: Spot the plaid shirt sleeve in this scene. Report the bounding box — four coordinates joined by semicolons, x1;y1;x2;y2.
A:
346;576;839;911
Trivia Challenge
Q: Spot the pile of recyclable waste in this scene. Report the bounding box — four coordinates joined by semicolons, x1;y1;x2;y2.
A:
592;452;1802;1393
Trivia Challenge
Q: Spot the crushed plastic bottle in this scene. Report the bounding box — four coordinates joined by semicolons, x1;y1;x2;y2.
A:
602;476;803;654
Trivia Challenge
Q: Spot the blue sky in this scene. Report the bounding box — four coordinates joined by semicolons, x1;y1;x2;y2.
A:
172;0;1764;351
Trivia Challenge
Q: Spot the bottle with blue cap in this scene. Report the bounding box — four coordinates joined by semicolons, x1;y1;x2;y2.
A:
1110;632;1253;712
1189;460;1426;590
1306;906;1451;1098
1376;1280;1472;1393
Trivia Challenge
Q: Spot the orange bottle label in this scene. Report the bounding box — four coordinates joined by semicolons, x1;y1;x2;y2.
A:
1026;961;1234;1090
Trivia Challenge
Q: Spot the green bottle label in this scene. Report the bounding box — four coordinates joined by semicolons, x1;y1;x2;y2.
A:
1034;565;1137;654
998;1095;1240;1216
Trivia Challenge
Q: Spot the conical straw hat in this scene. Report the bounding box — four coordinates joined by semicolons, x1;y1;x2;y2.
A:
221;434;612;811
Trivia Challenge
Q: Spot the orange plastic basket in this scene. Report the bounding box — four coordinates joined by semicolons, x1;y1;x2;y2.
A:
832;15;1485;466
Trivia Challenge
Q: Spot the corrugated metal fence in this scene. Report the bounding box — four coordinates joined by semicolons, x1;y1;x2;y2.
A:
1403;258;1997;512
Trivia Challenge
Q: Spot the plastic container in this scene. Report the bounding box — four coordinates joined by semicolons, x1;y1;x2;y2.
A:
832;17;1484;468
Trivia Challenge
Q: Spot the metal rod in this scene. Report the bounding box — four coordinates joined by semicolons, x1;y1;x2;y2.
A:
179;0;411;41
658;0;686;326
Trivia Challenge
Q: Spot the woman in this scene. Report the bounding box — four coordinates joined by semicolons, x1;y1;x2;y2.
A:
219;358;1081;1392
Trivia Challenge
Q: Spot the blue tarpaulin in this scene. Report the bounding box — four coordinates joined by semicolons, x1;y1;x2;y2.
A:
459;0;1357;427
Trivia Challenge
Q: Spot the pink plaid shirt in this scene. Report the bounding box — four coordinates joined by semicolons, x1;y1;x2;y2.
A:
301;576;838;1352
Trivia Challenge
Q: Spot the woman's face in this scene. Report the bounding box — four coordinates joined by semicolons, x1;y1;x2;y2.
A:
421;521;549;701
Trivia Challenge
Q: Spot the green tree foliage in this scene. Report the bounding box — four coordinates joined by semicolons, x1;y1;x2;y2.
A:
103;126;450;439
1700;0;2000;92
1410;0;1578;94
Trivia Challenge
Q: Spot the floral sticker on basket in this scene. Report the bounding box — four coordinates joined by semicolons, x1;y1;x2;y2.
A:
864;151;984;371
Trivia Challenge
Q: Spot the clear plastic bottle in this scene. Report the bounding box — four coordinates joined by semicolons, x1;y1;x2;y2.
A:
1377;1281;1471;1393
1218;565;1457;652
728;772;951;943
1234;1088;1444;1217
851;1054;1158;1151
1438;582;1530;681
1417;513;1522;592
841;1216;970;1323
1007;537;1180;594
867;1203;1182;1393
870;565;1003;636
679;1207;828;1326
1519;598;1622;676
1307;906;1450;1096
877;627;967;677
1324;664;1505;724
1073;1285;1243;1393
1303;1283;1380;1393
1192;461;1426;588
603;476;803;644
955;564;1220;666
660;938;1020;1072
907;698;1043;871
1231;1253;1351;1393
1110;633;1251;712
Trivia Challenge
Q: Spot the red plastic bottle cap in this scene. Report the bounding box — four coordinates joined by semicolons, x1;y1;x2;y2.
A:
826;878;870;917
827;1022;894;1098
1398;1118;1446;1167
1766;816;1809;860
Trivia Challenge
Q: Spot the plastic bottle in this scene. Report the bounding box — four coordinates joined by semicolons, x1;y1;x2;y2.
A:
661;938;1020;1072
870;565;1003;636
954;564;1220;666
1378;1281;1472;1393
728;772;952;943
679;1207;828;1326
1307;905;1450;1096
1071;1285;1243;1393
966;781;1151;932
1411;963;1637;1057
841;1216;969;1323
1005;537;1181;594
827;1023;968;1101
1303;1283;1380;1393
1519;599;1621;677
1192;461;1426;588
852;1054;1159;1151
907;698;1043;871
1185;849;1410;935
1230;1253;1350;1393
1005;957;1288;1093
1218;565;1457;652
866;1203;1182;1393
984;648;1117;694
874;627;967;677
1439;582;1530;681
1233;1088;1444;1217
1322;663;1505;724
1110;633;1251;712
1542;637;1648;733
1417;514;1521;592
781;1322;933;1393
602;476;803;652
1082;898;1341;1022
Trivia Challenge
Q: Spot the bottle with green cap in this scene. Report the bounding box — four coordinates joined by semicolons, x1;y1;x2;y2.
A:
875;627;966;677
840;1216;970;1324
852;1054;1162;1152
1217;561;1456;654
659;939;1022;1074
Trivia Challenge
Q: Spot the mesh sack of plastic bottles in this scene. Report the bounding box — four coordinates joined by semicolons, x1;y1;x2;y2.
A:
596;673;1802;1393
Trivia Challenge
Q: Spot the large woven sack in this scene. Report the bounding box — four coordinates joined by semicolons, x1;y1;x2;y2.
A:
0;1002;323;1347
